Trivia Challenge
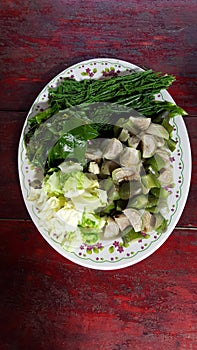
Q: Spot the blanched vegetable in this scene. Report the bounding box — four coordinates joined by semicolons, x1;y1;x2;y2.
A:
146;123;169;140
128;116;151;130
112;167;140;183
25;69;187;143
103;217;120;239
119;147;141;167
141;134;157;158
103;138;123;160
114;214;130;231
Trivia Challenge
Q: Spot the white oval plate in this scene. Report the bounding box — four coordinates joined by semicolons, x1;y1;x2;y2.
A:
18;58;191;270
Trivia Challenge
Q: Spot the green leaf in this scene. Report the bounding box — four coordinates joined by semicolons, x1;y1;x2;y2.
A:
108;246;115;253
93;247;99;254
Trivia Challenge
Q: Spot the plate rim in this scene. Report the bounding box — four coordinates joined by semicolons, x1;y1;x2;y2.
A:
18;57;192;270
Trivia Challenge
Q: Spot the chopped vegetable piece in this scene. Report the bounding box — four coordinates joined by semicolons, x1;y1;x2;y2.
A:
112;167;140;184
120;147;141;167
142;211;155;232
123;208;143;232
128;194;148;209
150;187;170;199
103;138;123;160
144;154;166;173
146;123;169;140
119;181;142;200
141;134;157;158
128;116;151;130
122;226;143;245
114;214;131;231
103;217;120;239
166;138;177;152
154;213;168;233
141;173;160;189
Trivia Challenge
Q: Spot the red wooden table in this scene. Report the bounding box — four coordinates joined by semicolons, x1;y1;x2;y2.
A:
0;1;196;349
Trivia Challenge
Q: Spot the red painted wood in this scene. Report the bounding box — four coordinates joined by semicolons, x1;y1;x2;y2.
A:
0;220;196;350
0;0;197;114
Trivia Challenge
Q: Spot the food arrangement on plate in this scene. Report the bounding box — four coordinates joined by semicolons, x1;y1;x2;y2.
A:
18;58;191;269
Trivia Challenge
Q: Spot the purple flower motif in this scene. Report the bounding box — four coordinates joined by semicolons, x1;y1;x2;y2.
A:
86;68;91;74
108;69;113;75
165;184;172;190
138;239;142;243
89;72;94;77
165;184;173;194
80;245;85;250
169;156;175;163
102;71;108;77
117;245;124;253
96;242;103;249
141;231;147;237
86;245;94;251
113;241;120;247
70;75;74;78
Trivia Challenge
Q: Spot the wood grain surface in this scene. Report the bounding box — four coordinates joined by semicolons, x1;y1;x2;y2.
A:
0;220;197;350
0;0;197;114
0;1;196;349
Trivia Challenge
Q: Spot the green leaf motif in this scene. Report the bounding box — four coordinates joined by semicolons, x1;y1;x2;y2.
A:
93;247;99;254
108;246;115;254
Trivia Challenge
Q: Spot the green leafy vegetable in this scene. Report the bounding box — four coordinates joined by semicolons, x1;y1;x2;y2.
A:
25;70;187;142
46;124;98;171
